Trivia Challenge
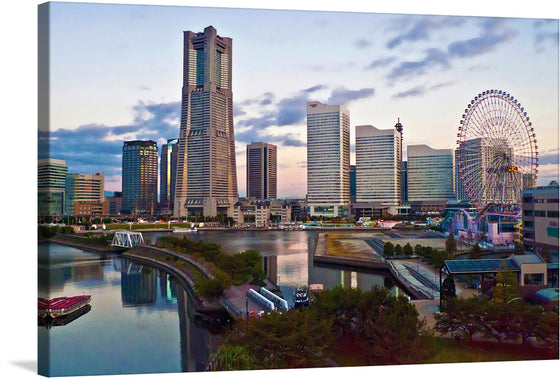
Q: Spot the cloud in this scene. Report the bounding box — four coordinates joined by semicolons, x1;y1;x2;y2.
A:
365;56;397;70
388;48;450;80
40;101;181;179
538;152;560;165
327;87;375;106
355;38;373;49
386;16;464;49
447;18;517;58
392;86;425;99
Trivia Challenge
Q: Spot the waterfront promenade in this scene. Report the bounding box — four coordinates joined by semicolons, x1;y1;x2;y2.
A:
123;245;271;318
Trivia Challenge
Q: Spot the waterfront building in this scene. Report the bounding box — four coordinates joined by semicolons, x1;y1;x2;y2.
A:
306;101;350;218
350;165;357;203
355;123;402;214
102;191;123;215
174;26;238;218
122;140;158;214
65;172;105;215
38;158;68;216
401;161;408;202
246;142;277;200
522;182;559;258
160;138;179;212
407;144;455;202
270;199;292;223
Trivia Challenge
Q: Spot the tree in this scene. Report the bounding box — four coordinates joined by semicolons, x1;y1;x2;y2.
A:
395;244;403;256
210;345;252;371
469;243;481;259
513;242;525;255
445;233;457;255
435;297;486;341
414;244;423;256
403;243;413;256
441;276;456;301
383;242;395;257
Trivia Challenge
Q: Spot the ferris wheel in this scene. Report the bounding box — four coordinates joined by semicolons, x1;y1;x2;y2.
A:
456;89;538;209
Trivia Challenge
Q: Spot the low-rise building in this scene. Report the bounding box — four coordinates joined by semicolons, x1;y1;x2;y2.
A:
522;182;559;259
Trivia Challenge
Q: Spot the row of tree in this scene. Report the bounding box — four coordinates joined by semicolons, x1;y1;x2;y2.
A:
211;286;433;370
155;236;266;299
435;271;559;353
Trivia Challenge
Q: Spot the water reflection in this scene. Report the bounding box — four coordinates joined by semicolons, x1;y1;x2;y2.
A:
38;244;220;376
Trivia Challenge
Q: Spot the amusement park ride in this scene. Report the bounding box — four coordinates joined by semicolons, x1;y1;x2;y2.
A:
450;89;538;249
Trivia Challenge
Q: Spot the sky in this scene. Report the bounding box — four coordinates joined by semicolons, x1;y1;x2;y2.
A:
1;2;559;379
38;1;559;199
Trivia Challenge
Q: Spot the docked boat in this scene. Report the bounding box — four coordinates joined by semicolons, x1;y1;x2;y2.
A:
38;295;91;319
293;285;310;308
172;226;198;233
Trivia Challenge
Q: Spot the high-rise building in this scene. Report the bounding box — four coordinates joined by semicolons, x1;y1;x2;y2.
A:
174;26;238;218
38;158;68;216
355;124;402;213
456;138;520;204
122;140;158;214
350;165;357;203
246;142;277;200
401;161;408;203
307;101;350;217
65;172;105;215
160;138;179;212
407;145;455;202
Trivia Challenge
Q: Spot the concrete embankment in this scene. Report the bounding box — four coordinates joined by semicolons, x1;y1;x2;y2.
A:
123;245;267;318
40;234;125;254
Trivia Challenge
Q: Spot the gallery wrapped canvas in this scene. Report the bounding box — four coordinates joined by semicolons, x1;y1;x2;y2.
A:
34;0;558;378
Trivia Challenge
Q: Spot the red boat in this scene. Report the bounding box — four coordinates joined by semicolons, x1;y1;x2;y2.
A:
38;295;91;319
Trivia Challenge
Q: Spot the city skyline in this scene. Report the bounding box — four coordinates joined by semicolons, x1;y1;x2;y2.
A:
38;2;559;199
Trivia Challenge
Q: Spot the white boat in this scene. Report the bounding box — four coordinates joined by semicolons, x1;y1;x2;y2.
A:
172;226;198;233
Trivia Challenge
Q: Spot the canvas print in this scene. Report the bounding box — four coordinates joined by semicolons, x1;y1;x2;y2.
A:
37;1;559;377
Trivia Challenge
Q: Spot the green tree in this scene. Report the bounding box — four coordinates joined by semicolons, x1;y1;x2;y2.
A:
469;243;481;259
403;242;413;256
414;244;423;256
441;276;456;301
445;233;457;255
395;244;403;256
435;297;486;341
210;345;252;371
383;242;395;257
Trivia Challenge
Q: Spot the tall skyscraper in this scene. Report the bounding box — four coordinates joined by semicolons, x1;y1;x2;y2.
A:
246;142;277;200
174;26;238;218
307;101;350;217
355;124;402;213
401;161;408;202
407;145;455;202
65;172;105;215
38;158;68;216
160;138;179;212
122;140;158;214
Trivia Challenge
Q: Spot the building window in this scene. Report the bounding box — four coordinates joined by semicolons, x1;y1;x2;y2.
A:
524;273;544;285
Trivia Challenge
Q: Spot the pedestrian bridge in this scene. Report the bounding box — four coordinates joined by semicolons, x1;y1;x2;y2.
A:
112;231;144;248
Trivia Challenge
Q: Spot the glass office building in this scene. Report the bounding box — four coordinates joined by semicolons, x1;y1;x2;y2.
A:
407;144;455;201
355;124;402;213
38;158;68;216
246;142;277;200
160;138;179;212
122;140;158;214
175;26;238;218
307;101;350;217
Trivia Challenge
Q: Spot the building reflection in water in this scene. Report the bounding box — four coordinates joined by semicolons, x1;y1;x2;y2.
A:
116;258;222;372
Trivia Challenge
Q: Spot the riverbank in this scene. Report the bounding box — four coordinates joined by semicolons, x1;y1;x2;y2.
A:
39;234;125;254
123;245;270;318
